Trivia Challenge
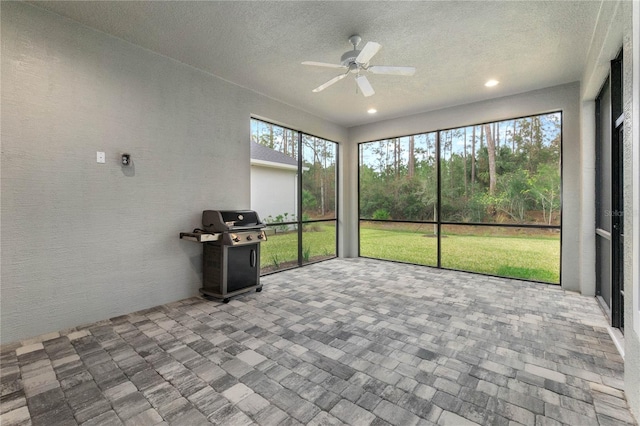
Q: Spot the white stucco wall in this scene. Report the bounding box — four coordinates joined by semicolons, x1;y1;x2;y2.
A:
0;2;347;344
250;165;297;221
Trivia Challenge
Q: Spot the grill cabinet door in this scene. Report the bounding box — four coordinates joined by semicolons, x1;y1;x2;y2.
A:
227;244;259;292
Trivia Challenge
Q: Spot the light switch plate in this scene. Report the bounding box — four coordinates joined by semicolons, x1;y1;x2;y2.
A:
97;151;106;163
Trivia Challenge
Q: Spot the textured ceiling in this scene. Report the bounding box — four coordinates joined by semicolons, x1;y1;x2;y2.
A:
29;1;603;128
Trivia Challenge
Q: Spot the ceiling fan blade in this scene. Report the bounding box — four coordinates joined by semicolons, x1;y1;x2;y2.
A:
355;75;375;97
368;66;416;76
356;42;381;64
302;61;348;69
312;73;348;93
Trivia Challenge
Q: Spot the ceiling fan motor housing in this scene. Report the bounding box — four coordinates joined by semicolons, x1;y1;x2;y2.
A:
341;50;362;69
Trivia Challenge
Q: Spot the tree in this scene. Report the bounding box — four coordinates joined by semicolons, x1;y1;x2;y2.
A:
484;124;497;196
463;127;468;197
528;164;560;225
491;170;531;222
408;135;415;178
471;126;476;191
302;136;336;218
358;113;561;226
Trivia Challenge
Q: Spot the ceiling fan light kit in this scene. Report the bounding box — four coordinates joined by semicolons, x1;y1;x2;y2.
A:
302;34;416;97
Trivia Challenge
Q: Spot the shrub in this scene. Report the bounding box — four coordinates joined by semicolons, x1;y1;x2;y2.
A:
372;208;391;220
302;190;317;211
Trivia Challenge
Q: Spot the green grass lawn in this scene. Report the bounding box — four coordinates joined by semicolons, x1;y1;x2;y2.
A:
260;223;337;273
360;226;560;283
260;222;560;283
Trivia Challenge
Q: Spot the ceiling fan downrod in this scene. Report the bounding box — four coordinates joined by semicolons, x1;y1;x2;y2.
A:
349;35;362;50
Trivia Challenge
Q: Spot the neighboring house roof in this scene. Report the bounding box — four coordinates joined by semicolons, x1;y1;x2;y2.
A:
250;141;298;170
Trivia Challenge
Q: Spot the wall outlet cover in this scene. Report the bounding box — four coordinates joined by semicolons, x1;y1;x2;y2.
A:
97;151;106;163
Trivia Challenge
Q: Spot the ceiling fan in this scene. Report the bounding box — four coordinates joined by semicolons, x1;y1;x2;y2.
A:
302;35;416;97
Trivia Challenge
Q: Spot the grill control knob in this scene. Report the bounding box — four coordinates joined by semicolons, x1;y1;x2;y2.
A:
246;235;253;241
257;233;264;240
232;235;240;243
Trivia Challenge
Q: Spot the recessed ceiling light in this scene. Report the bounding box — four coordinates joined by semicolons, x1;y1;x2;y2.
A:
485;79;499;87
367;108;377;114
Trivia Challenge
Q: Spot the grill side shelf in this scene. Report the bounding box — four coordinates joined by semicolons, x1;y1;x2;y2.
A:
179;232;220;243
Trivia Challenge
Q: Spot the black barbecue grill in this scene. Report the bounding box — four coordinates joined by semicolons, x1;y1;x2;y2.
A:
180;210;267;303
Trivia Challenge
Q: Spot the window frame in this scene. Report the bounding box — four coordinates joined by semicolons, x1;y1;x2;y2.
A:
251;117;339;275
357;111;563;284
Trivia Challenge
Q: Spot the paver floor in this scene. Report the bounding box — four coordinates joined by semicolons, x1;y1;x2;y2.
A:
1;258;636;425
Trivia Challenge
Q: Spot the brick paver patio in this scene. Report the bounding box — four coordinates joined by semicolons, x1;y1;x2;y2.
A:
1;258;636;425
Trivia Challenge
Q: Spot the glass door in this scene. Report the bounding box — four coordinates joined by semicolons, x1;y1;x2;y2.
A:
595;52;623;332
611;119;624;330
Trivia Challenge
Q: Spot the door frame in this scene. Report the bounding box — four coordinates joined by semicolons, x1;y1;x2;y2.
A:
611;115;624;330
595;51;624;331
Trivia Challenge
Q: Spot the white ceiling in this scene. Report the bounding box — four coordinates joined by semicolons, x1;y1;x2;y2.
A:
29;1;603;128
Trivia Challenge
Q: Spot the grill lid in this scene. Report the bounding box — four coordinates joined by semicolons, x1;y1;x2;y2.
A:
202;210;265;232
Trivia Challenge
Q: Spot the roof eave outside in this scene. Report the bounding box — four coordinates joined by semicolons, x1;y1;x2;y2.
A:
250;159;299;171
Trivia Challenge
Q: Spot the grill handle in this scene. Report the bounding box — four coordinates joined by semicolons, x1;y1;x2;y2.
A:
250;249;256;267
